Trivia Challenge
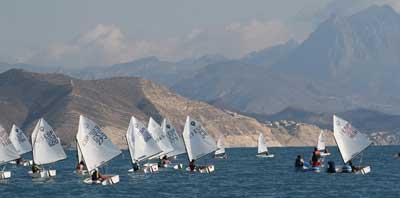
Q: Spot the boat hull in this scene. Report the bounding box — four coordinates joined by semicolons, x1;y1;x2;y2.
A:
83;175;119;185
0;171;11;179
28;169;57;179
256;154;274;158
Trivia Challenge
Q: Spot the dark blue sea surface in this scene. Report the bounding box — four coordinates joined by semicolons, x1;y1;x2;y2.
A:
1;146;400;197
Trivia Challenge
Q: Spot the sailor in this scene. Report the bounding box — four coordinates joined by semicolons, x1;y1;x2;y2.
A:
16;158;22;165
76;160;85;171
189;159;196;171
132;162;140;171
327;161;336;173
91;169;101;181
294;155;304;168
160;155;171;167
324;148;329;154
31;163;41;173
311;147;321;167
348;160;358;172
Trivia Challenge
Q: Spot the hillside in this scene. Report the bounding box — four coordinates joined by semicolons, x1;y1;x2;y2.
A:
0;69;335;148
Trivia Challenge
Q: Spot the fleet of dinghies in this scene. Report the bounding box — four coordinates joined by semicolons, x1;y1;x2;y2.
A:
0;114;378;184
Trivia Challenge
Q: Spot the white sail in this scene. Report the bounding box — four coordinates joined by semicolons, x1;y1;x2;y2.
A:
147;117;174;158
0;125;20;165
76;115;121;172
77;139;83;163
258;133;268;154
31;118;67;165
161;119;186;157
214;136;226;155
126;116;162;162
9;124;32;155
317;130;326;151
333;115;372;163
182;116;217;161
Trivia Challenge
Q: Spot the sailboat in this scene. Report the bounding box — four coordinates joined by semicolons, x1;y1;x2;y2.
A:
126;116;162;173
333;115;372;174
147;117;174;159
256;133;274;158
214;136;227;159
29;118;67;179
317;130;331;156
182;116;217;173
0;125;20;180
9;124;33;166
76;115;121;185
161;118;186;158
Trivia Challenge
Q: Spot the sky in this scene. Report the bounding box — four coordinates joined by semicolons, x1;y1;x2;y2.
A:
0;0;399;67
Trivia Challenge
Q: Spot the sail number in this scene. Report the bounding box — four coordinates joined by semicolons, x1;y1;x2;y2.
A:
190;126;208;139
88;125;108;146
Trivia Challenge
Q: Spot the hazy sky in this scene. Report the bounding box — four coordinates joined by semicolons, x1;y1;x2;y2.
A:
0;0;399;67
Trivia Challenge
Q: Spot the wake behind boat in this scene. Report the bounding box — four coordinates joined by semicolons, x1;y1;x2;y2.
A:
182;116;217;173
256;133;274;158
76;115;121;185
0;125;21;180
333;115;372;174
29;118;67;180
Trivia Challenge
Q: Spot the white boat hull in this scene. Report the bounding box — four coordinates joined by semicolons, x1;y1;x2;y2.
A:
256;154;274;158
143;163;159;173
162;163;183;170
28;169;56;179
83;175;119;185
186;165;215;173
9;159;33;167
320;152;331;157
0;171;11;179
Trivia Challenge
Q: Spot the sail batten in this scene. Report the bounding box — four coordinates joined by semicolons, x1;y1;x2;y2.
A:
0;125;20;165
182;116;217;161
258;133;269;154
32;118;67;165
126;116;162;163
9;124;32;155
76;115;121;172
333;115;372;164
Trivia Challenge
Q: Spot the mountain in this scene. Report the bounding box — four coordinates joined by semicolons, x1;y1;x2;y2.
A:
174;5;400;115
0;69;338;148
249;107;400;145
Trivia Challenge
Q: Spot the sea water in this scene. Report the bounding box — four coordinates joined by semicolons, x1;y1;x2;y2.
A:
1;146;400;198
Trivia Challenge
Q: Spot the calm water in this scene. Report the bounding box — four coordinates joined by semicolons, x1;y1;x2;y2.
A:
1;146;400;198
